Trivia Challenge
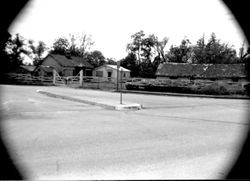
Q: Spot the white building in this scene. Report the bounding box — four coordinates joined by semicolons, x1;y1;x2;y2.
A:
93;64;131;81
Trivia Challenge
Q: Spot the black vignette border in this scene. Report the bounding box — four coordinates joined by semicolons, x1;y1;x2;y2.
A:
222;0;250;179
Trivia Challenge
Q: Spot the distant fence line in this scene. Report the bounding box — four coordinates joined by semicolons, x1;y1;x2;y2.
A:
3;72;249;94
3;73;249;86
3;73;53;85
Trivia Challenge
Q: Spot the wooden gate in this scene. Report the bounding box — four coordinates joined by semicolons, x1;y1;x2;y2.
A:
53;69;83;86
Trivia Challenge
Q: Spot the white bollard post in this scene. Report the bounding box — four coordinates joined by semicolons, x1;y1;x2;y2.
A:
53;69;56;85
80;70;83;86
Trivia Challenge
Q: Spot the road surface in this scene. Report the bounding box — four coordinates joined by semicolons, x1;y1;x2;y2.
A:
0;85;249;179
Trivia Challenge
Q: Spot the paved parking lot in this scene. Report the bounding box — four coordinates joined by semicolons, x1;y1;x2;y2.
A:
0;85;249;179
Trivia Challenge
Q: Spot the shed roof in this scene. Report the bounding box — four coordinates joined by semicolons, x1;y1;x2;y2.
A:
94;64;131;72
156;63;247;78
43;54;94;68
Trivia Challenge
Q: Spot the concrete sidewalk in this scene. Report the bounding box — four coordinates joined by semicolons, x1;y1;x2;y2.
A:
36;88;142;110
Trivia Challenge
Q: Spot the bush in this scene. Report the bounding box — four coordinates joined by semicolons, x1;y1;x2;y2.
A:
198;83;228;95
125;79;246;95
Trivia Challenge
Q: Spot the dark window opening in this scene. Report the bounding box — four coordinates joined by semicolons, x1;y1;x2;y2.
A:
232;78;239;82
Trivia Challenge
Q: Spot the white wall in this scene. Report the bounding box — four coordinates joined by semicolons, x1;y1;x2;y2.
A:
93;65;130;80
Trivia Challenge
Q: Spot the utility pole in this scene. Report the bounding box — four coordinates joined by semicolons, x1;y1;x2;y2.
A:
120;69;123;104
117;61;120;91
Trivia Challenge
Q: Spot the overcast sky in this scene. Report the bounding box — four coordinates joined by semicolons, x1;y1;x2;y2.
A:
9;0;248;62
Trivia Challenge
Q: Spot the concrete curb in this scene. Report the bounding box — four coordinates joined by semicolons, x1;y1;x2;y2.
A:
36;90;142;111
115;104;142;110
118;90;250;100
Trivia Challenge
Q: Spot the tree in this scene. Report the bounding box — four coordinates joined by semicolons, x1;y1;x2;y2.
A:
5;33;29;70
0;31;12;73
85;50;105;68
192;35;206;63
106;58;116;65
127;30;145;63
192;33;239;64
68;33;94;56
140;35;156;62
148;34;169;62
126;31;164;77
121;53;140;77
68;34;80;56
152;55;162;73
78;33;94;56
239;40;246;60
139;61;155;78
50;37;69;55
28;40;47;65
166;38;192;63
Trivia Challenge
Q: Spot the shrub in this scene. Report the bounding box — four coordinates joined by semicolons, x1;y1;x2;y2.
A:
125;79;246;95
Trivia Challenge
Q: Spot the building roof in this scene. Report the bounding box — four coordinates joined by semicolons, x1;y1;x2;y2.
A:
37;65;53;73
94;64;131;72
20;65;36;72
43;54;94;68
156;63;247;79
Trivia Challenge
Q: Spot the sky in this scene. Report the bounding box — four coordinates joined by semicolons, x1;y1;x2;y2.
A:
9;0;248;63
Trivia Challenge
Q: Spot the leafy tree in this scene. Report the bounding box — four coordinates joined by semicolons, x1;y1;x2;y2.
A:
85;50;105;68
51;33;94;57
126;31;166;77
192;35;206;63
242;47;250;63
127;30;145;63
28;40;47;65
77;33;94;56
192;33;239;64
121;53;140;77
106;58;116;65
147;34;169;62
50;37;69;55
152;55;162;73
5;33;29;70
68;33;94;56
68;34;80;56
127;31;166;63
166;38;192;63
141;35;156;62
238;40;246;61
0;31;12;73
139;61;155;78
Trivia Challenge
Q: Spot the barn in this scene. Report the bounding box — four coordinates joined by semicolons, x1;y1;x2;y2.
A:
37;54;94;76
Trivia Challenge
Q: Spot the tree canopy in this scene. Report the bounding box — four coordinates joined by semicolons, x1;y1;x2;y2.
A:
84;50;106;68
28;40;47;66
3;33;29;71
1;31;247;78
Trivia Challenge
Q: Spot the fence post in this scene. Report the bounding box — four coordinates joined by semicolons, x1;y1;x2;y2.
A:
53;69;56;85
80;70;83;86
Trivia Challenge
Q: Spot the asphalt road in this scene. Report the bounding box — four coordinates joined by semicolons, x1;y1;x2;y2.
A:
0;85;249;179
